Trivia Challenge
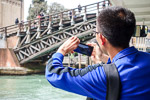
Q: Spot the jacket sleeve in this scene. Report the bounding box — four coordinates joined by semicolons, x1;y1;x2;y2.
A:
45;53;107;99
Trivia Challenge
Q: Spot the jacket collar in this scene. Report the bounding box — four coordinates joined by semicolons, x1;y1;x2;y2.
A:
107;46;138;64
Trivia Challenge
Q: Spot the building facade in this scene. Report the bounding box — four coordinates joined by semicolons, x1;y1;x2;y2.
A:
0;0;24;28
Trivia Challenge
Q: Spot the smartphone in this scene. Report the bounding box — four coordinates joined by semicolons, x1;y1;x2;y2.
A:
74;43;93;56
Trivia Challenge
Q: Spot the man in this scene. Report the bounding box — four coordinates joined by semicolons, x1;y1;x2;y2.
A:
78;4;82;15
15;18;19;25
45;6;150;99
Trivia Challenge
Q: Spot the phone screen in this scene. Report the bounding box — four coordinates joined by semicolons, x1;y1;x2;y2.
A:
74;43;93;56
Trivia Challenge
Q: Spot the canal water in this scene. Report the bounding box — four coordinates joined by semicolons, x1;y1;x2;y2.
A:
0;75;85;100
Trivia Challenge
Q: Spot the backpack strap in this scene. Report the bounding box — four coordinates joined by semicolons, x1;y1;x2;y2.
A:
103;63;121;100
86;63;121;100
86;97;94;100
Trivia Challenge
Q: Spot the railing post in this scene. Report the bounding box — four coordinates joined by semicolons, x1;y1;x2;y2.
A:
68;53;70;67
83;6;87;22
25;21;31;43
89;57;92;65
24;23;28;32
3;27;7;40
36;18;41;39
47;15;52;34
96;3;99;17
17;23;21;36
108;0;112;6
44;16;47;26
4;27;8;48
78;53;81;69
85;56;89;66
59;12;63;30
71;9;75;25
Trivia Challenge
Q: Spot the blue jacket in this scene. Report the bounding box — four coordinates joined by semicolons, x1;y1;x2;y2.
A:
45;46;150;99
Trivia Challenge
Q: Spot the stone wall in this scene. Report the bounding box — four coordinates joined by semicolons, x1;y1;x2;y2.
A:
0;48;20;67
0;0;24;27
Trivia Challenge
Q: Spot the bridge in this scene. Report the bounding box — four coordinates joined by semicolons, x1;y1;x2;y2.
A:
0;0;150;71
0;1;110;68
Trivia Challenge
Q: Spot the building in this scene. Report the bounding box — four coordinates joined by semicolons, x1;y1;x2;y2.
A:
0;0;24;28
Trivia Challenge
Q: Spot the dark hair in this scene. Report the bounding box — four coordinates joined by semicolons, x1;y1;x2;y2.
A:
97;6;136;48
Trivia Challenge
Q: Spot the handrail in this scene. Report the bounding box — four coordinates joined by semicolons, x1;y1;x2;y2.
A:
0;0;109;38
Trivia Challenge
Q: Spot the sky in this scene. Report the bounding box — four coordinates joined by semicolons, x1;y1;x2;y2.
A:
24;0;101;21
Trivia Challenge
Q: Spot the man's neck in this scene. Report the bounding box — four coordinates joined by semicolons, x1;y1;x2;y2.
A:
107;46;124;62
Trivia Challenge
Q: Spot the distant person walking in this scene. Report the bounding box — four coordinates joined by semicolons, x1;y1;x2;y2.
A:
69;11;72;19
78;4;82;15
108;0;112;6
37;14;41;19
15;18;19;25
40;12;44;17
102;1;106;9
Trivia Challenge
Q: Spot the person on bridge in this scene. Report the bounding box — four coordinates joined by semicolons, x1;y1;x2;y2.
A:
15;18;19;25
45;6;150;99
78;4;82;15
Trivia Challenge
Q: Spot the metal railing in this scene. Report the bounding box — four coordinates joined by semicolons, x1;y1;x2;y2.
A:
130;37;150;51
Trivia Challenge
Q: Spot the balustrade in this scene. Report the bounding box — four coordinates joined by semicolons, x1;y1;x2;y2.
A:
0;0;112;63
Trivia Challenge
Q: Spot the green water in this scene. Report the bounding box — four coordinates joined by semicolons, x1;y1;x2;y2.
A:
0;75;85;100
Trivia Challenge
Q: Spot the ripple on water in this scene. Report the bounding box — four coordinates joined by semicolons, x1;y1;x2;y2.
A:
0;75;85;100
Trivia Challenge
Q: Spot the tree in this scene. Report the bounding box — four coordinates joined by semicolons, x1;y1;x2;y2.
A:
32;0;45;4
48;2;67;14
27;0;47;20
27;1;67;20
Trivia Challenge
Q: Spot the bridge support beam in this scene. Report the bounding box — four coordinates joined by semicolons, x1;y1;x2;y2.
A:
47;15;52;34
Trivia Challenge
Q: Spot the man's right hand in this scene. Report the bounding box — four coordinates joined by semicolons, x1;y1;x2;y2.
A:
57;36;80;56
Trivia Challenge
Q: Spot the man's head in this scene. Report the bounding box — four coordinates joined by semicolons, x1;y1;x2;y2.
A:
96;6;136;51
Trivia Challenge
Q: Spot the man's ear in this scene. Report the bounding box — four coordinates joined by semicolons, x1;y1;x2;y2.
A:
99;34;106;45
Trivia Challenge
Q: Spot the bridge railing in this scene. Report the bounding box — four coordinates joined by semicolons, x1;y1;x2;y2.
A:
0;25;18;39
11;1;111;63
0;0;110;48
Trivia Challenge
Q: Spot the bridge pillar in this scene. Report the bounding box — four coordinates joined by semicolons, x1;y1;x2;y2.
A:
71;9;75;25
47;15;52;34
0;27;8;48
47;23;52;34
36;18;41;39
96;3;99;17
83;6;87;22
25;29;31;44
25;21;31;43
0;34;7;48
59;12;63;30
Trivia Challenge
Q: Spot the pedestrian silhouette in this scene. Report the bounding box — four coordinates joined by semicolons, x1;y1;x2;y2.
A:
69;11;72;19
78;4;82;13
15;18;19;25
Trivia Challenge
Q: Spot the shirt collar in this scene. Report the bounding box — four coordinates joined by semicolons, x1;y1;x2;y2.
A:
107;46;138;63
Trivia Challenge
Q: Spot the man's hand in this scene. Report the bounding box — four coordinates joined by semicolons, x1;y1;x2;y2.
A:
87;43;109;64
57;36;80;56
